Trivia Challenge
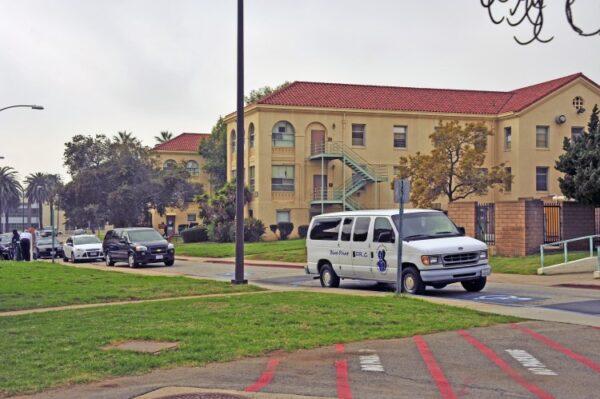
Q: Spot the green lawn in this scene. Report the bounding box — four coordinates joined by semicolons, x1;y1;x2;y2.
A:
0;261;261;312
490;250;591;275
176;239;305;259
0;291;516;396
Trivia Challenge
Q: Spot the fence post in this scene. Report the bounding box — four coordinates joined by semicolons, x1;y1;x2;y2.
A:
564;242;568;264
590;236;594;258
596;246;600;279
540;245;545;271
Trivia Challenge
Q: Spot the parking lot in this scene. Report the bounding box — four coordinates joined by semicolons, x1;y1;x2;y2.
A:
17;321;599;399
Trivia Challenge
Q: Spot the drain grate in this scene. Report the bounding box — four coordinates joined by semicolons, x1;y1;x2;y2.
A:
157;394;245;399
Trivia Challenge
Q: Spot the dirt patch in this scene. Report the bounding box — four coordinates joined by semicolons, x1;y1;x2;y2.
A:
102;340;179;354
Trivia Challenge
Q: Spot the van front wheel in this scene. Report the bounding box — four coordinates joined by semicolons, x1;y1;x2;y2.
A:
461;277;486;292
401;267;425;295
319;264;340;288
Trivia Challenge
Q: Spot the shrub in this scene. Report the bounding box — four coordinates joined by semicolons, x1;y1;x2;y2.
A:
298;225;309;238
208;222;232;243
244;218;265;242
277;222;294;240
181;225;208;243
269;224;278;235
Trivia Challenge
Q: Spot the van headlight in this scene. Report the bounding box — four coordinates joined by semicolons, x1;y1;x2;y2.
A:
479;250;488;260
421;255;441;266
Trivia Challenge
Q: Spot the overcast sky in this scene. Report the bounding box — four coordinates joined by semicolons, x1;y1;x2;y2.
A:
1;0;598;180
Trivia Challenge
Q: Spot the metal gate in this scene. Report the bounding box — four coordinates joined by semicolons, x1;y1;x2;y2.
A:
476;203;495;245
543;202;562;243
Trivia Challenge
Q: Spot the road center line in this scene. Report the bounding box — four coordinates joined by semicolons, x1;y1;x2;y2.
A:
512;324;600;374
335;344;353;399
244;358;280;392
458;330;555;399
414;335;457;399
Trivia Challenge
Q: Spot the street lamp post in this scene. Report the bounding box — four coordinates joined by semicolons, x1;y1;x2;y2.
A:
0;104;44;113
232;0;247;285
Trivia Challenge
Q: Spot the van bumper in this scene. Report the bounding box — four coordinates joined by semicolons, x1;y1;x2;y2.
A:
420;264;491;284
305;262;317;275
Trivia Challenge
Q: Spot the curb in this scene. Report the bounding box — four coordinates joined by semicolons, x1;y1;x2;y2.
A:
176;257;304;269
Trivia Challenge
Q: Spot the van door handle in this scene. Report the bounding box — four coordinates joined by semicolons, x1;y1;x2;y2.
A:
370;251;374;258
352;251;355;257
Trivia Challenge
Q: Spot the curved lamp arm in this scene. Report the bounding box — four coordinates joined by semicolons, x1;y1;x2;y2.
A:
0;104;44;112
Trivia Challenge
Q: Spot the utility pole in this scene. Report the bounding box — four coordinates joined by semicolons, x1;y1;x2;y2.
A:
232;0;247;285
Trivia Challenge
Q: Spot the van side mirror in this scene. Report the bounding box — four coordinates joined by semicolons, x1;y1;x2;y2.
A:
378;231;395;243
457;227;466;236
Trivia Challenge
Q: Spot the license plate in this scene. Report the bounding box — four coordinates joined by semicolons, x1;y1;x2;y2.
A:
155;254;163;260
89;252;97;256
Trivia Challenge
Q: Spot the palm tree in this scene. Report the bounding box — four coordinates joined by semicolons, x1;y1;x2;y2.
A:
24;173;63;229
114;131;138;145
155;131;173;144
0;166;21;233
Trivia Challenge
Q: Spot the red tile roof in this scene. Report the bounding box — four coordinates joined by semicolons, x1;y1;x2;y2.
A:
256;73;598;115
153;133;210;152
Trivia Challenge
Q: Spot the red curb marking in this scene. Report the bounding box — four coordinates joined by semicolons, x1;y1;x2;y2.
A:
244;358;280;392
335;344;352;399
512;324;600;374
414;336;457;399
458;330;554;399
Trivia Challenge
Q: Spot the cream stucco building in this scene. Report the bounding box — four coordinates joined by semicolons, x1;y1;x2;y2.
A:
150;132;211;235
224;73;600;238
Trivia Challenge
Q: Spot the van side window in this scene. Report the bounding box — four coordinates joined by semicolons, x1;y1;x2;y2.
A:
340;218;354;241
353;217;370;242
374;217;395;243
309;218;341;240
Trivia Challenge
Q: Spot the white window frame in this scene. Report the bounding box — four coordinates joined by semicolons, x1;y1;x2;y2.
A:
504;127;512;150
276;210;291;223
352;124;366;146
272;121;295;148
186;160;200;176
393;125;407;148
536;126;549;148
271;165;295;191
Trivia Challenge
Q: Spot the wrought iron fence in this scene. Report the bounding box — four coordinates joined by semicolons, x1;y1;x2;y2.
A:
476;203;495;245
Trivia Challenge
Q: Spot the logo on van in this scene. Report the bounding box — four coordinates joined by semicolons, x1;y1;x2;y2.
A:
376;247;387;273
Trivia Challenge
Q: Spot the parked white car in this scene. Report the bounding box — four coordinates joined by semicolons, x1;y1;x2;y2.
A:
305;209;490;294
62;234;104;263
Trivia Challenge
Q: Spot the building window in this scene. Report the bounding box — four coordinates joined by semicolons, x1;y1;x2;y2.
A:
505;167;512;192
276;210;291;223
248;209;254;218
571;126;584;141
163;159;177;171
536;167;548;191
187;213;197;222
536;126;549;148
248;166;255;192
186;160;199;176
272;121;295;147
393;125;407;148
352;124;366;146
230;130;236;153
504;127;512;150
272;165;295;191
573;96;584;111
248;123;255;148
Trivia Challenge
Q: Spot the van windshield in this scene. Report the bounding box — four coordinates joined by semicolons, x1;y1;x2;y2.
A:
392;212;459;241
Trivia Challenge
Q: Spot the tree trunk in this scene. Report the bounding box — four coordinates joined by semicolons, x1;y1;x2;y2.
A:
38;203;43;229
27;201;32;226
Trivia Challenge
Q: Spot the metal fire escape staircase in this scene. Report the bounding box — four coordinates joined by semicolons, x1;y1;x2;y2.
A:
309;142;387;211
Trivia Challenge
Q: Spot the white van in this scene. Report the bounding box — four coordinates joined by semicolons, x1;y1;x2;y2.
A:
305;209;490;294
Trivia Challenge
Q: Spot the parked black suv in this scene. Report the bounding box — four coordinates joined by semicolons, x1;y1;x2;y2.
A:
103;227;175;267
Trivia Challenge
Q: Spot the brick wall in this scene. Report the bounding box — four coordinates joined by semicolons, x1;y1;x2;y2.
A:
561;202;596;250
495;199;544;256
447;202;477;238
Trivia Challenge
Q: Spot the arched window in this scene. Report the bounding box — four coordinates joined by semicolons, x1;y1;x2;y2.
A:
248;123;255;148
163;159;177;171
186;160;199;176
230;130;236;153
272;121;295;147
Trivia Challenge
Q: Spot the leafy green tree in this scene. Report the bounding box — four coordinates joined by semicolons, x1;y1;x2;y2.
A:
155;131;173;144
398;120;512;207
0;166;21;233
245;81;291;104
24;173;63;228
556;104;600;205
199;117;227;191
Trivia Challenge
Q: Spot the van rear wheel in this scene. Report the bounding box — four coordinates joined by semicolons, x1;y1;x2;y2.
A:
319;264;340;288
402;267;425;295
461;277;486;292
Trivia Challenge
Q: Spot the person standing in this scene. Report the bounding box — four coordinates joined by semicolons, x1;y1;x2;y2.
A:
11;230;21;261
19;229;32;262
29;226;37;261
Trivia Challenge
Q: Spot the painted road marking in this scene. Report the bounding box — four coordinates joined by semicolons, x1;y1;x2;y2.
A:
458;330;555;399
506;349;557;375
358;350;384;372
244;358;280;392
512;324;600;374
414;336;457;399
475;294;533;302
335;344;353;399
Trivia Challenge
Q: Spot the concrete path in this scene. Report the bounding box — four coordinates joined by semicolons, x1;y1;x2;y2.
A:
13;321;600;399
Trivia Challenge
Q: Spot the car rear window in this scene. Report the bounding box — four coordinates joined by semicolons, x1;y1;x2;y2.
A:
309;218;341;241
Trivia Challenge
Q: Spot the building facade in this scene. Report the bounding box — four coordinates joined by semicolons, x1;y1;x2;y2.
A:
224;73;600;239
150;132;211;235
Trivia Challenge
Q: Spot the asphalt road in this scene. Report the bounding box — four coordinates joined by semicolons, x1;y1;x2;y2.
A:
18;321;600;399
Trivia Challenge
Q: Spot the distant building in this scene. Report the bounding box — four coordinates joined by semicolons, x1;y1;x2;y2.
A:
150;132;211;235
224;73;600;238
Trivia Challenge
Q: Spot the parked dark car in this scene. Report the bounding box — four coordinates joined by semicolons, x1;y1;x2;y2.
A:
0;233;12;260
34;237;64;259
102;227;175;268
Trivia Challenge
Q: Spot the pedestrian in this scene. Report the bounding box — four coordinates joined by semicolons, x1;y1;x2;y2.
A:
19;229;32;262
29;226;37;261
11;230;21;261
